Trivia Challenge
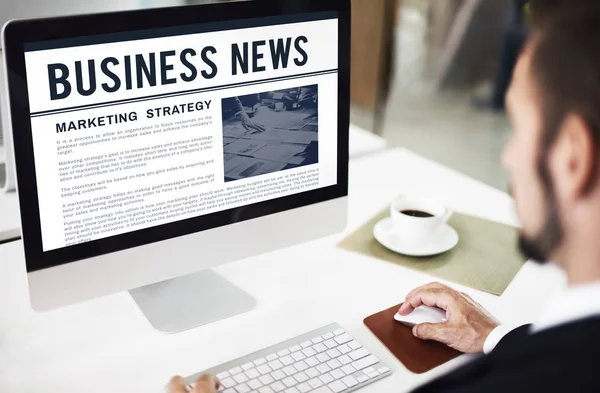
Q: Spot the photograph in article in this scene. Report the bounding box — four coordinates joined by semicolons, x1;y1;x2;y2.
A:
221;84;319;182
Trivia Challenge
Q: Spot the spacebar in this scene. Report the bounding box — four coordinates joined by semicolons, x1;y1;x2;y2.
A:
352;355;379;371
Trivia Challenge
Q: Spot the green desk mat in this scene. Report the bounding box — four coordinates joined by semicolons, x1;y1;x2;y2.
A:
338;209;525;296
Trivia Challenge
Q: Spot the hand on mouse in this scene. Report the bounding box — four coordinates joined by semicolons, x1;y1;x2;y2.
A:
167;374;219;393
398;282;500;353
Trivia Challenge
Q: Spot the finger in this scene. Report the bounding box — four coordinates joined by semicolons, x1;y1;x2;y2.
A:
194;374;219;393
255;123;267;132
403;289;454;314
166;376;188;393
412;322;452;344
403;282;448;306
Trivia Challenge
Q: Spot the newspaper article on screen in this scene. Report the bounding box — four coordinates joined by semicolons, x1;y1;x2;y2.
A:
23;16;339;251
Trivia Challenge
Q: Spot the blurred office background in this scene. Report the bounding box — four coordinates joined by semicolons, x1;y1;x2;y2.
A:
1;0;513;190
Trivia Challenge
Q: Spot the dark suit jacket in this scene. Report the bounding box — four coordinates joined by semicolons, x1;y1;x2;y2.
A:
412;317;600;393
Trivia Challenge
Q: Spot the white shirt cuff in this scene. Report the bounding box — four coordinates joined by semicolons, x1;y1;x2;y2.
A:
483;324;523;354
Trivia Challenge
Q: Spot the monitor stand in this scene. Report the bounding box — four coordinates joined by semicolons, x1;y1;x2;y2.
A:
129;270;256;333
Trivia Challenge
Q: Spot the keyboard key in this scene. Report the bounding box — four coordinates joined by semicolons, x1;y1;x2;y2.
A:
378;366;391;374
246;368;260;379
326;359;342;370
217;371;231;380
289;345;302;353
338;355;352;365
333;329;345;336
234;374;249;384
349;348;370;361
248;379;263;390
316;353;330;363
352;355;379;371
334;334;353;345
294;372;309;383
306;357;320;367
309;378;324;389
271;381;286;392
319;373;335;385
316;364;332;374
259;375;275;386
367;371;379;379
282;366;297;376
223;389;235;393
313;343;328;353
302;348;317;357
341;376;358;388
283;377;297;388
330;369;345;380
322;332;335;340
267;354;279;361
323;339;337;349
269;360;284;370
285;388;300;393
291;352;306;362
272;370;286;381
306;368;320;378
313;386;334;393
221;378;236;388
301;341;312;349
328;380;347;393
338;345;351;355
356;374;369;383
236;383;251;393
278;349;290;357
255;358;267;366
294;361;309;372
297;383;311;393
341;365;355;375
280;356;294;366
229;367;243;375
347;341;361;350
312;337;324;344
326;349;341;359
258;365;273;375
242;362;254;371
363;367;375;374
259;387;274;393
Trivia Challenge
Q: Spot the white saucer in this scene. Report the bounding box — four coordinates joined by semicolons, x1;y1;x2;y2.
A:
373;217;459;257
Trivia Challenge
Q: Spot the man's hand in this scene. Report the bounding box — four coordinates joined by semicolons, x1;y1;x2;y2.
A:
240;111;266;133
398;282;500;353
167;374;219;393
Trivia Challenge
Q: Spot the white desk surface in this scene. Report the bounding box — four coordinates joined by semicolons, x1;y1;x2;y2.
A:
349;125;387;158
0;126;384;243
0;148;566;393
0;190;19;242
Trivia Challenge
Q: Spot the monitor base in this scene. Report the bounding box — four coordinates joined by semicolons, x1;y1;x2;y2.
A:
129;270;256;333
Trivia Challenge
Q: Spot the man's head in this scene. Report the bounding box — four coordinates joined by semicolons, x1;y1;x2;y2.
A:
504;0;600;268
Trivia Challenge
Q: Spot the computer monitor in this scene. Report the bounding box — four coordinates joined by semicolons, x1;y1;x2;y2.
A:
2;0;350;332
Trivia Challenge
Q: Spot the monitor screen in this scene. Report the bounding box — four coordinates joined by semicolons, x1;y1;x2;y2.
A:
20;12;340;254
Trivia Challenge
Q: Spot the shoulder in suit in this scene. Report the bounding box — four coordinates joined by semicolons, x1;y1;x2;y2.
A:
411;317;600;393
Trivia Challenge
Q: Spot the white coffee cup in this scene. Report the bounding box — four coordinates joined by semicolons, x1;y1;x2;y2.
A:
384;197;453;246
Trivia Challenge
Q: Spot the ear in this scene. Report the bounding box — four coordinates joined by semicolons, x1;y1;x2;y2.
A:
550;114;596;202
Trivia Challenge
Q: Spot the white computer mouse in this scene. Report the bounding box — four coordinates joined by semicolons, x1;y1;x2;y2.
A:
394;305;447;327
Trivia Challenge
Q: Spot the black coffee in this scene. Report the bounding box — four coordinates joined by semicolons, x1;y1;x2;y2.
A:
400;210;434;218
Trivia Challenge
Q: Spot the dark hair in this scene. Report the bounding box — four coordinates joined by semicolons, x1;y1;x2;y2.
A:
528;1;600;162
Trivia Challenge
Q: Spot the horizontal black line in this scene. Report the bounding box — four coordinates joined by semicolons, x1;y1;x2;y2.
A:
30;69;338;117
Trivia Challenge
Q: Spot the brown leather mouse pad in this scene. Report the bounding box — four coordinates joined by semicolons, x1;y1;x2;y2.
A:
364;303;461;374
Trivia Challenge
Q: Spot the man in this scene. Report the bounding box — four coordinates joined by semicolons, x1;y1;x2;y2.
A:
472;0;529;111
222;94;267;134
170;1;600;391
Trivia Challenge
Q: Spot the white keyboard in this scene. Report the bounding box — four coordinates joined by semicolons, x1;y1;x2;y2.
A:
184;323;391;393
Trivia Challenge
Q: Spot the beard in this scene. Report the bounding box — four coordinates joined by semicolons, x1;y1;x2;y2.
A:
518;160;564;263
